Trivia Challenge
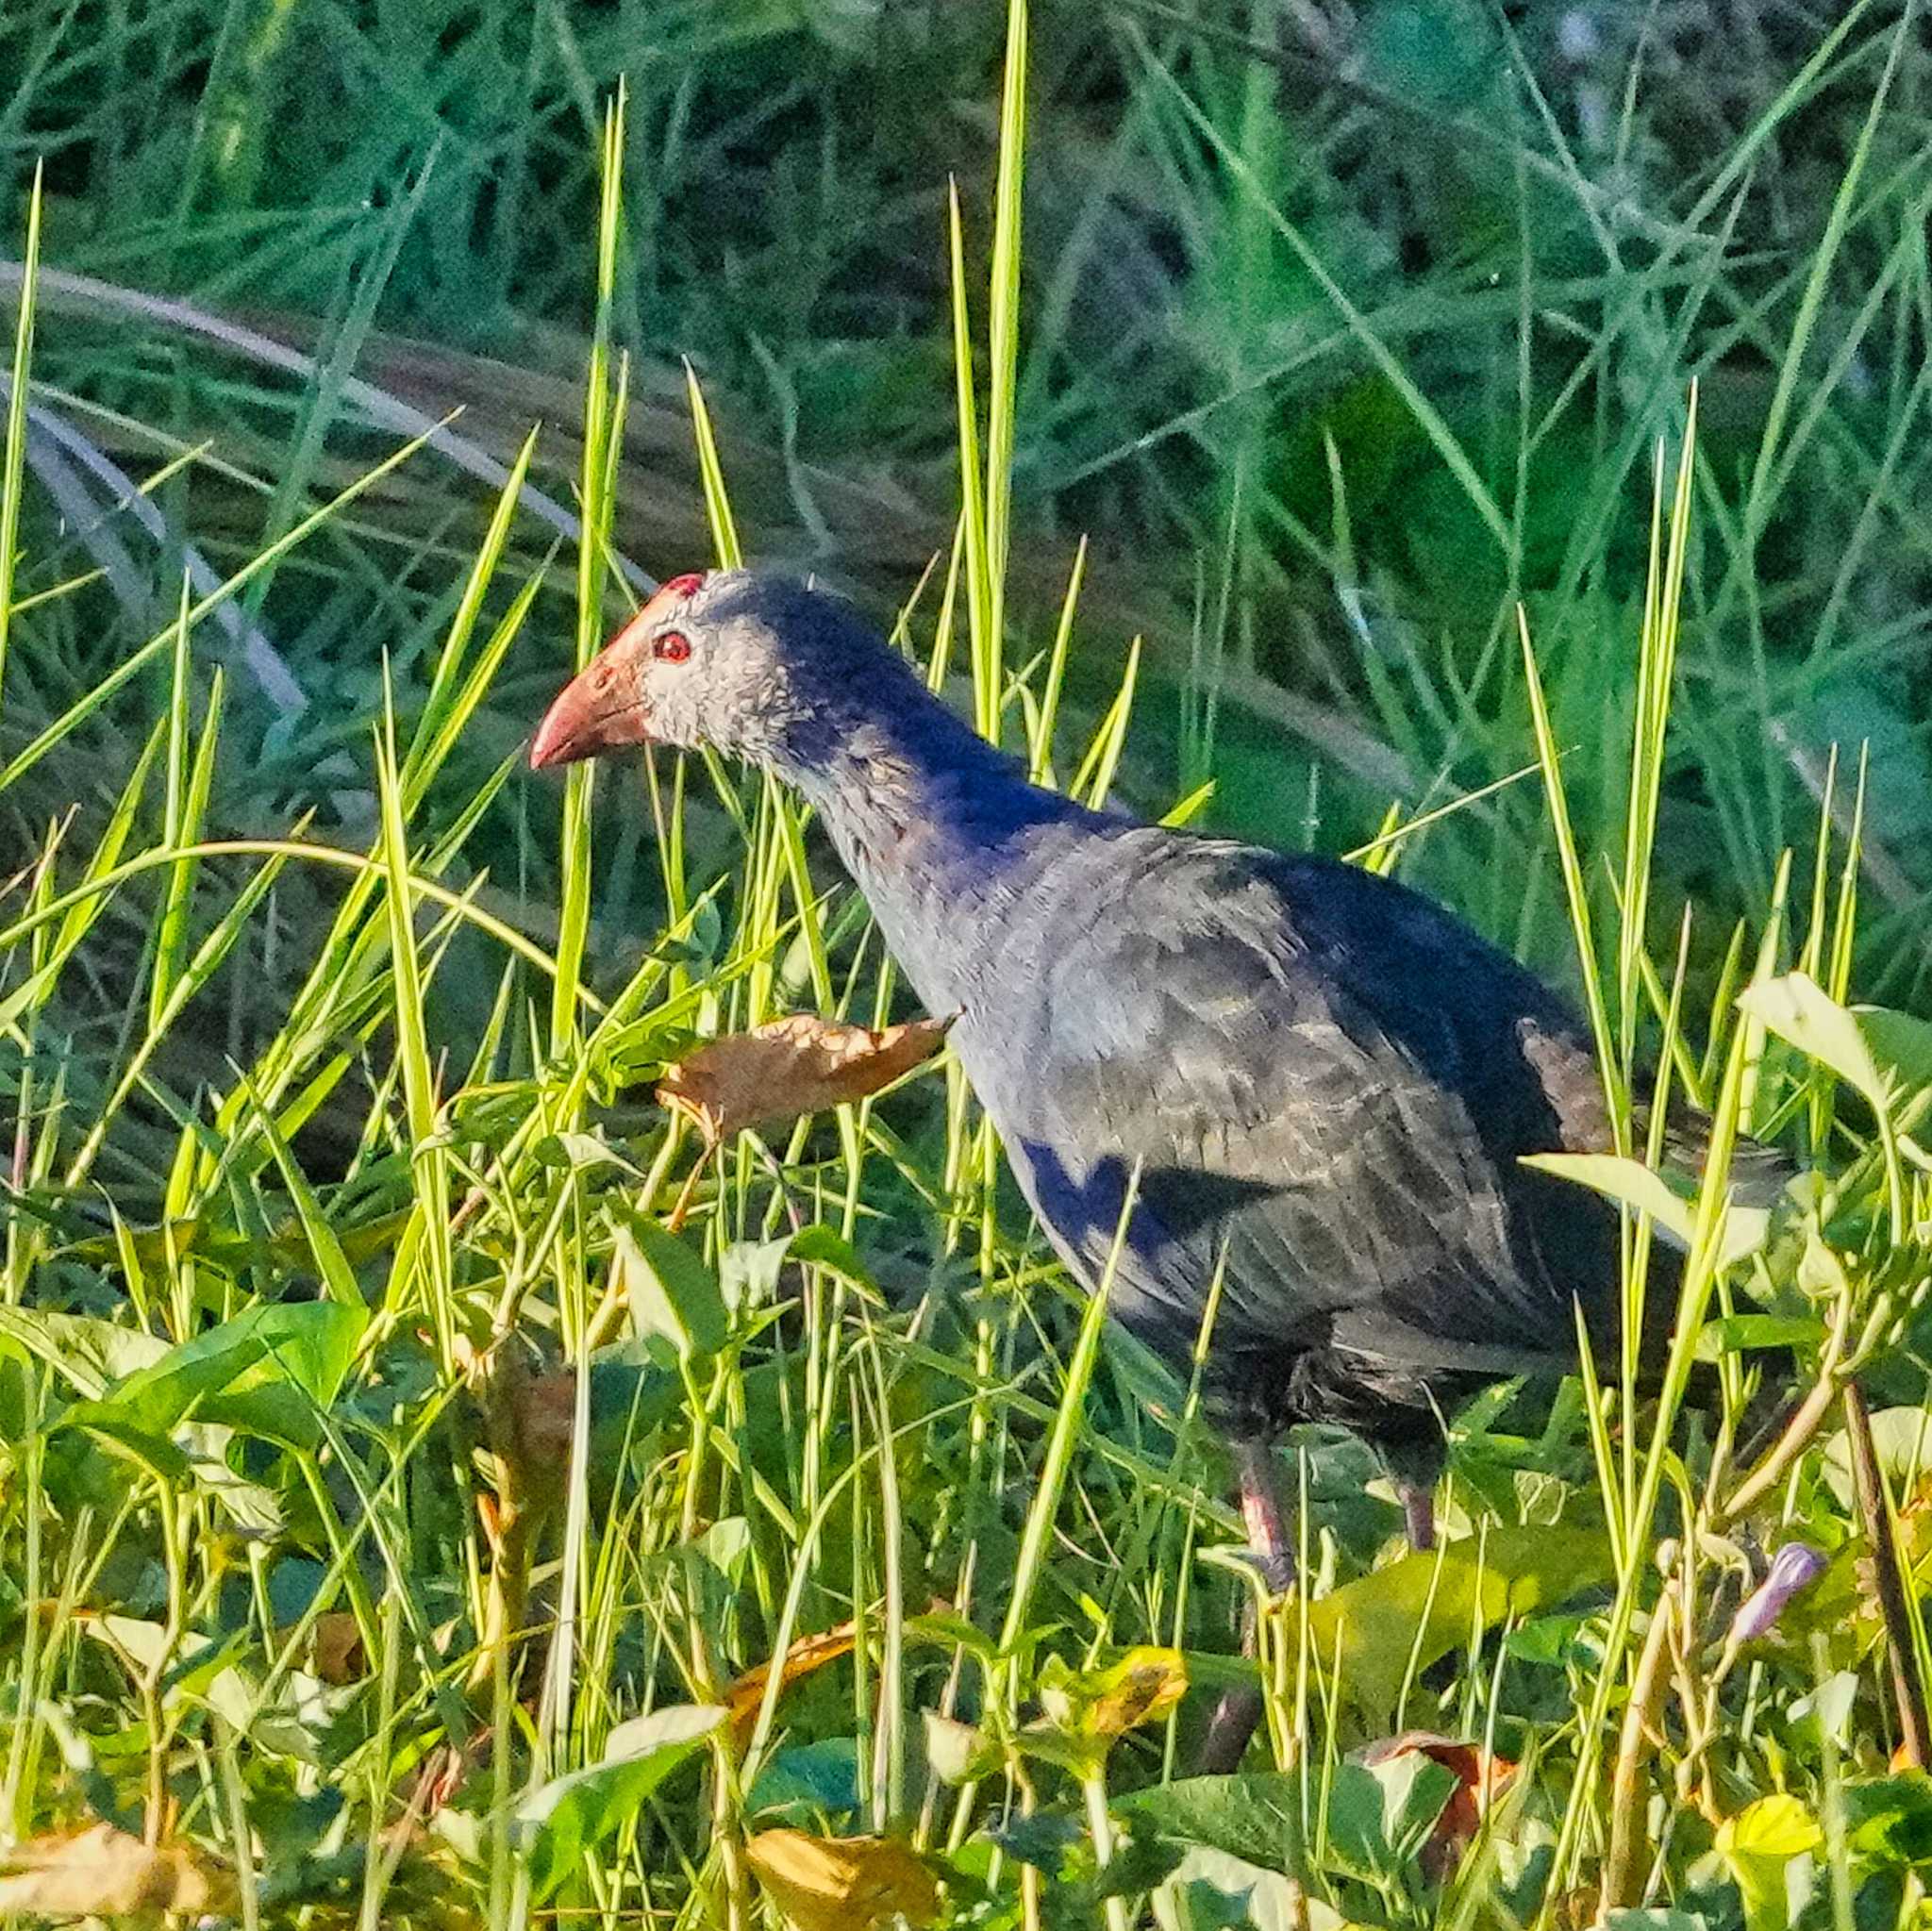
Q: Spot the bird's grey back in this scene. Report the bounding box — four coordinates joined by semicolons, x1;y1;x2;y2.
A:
925;821;1628;1431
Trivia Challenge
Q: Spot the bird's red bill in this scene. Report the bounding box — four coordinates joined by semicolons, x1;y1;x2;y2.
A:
529;574;699;769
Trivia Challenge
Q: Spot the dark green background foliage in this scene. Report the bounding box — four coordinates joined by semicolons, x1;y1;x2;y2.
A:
7;0;1931;993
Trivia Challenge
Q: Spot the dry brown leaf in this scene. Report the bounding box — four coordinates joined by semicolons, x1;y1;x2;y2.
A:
656;1014;949;1145
0;1822;236;1918
511;1366;578;1473
464;1351;575;1697
1357;1730;1516;1880
745;1828;941;1931
312;1610;367;1684
726;1622;859;1741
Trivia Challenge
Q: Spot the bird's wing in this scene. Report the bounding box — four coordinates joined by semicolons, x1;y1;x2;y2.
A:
974;829;1620;1378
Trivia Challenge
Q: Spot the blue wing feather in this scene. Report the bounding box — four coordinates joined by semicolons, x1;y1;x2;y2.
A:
946;826;1627;1441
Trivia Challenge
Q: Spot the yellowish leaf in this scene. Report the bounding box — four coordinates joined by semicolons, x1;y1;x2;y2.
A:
1086;1647;1188;1736
0;1823;236;1917
745;1828;941;1931
1039;1646;1189;1740
1307;1524;1614;1723
657;1014;949;1144
1718;1791;1823;1861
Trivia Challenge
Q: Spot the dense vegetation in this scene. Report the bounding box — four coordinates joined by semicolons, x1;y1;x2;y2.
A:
2;1;1931;1924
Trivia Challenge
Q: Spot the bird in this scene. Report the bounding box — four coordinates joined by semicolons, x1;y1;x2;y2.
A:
530;567;1733;1751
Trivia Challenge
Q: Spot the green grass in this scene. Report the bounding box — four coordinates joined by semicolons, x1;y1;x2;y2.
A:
5;3;1932;1926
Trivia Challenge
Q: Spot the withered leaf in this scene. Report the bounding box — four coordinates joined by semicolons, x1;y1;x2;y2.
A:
657;1014;949;1145
312;1610;367;1684
744;1828;941;1931
1357;1730;1516;1880
726;1621;858;1741
0;1823;236;1918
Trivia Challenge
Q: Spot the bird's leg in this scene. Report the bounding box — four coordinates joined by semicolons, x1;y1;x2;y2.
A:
1234;1436;1296;1593
1400;1483;1436;1553
1198;1439;1293;1773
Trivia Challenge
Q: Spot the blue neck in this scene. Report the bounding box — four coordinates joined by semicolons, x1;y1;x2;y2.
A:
779;683;1098;1013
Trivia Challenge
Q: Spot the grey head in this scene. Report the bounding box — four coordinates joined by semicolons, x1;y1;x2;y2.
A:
528;567;924;779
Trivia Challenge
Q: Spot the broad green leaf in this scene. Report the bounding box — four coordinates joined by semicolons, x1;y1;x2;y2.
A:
1115;1773;1301;1873
0;1308;169;1400
1841;1772;1932;1866
1308;1526;1615;1723
1322;1755;1456;1883
1791;1671;1860;1746
534;1131;644;1178
1722;1792;1822;1858
514;1704;727;1903
1821;1407;1932;1509
1716;1792;1821;1931
1694;1314;1825;1362
1148;1845;1332;1931
47;1419;191;1491
610;1212;728;1361
62;1301;366;1453
1738;973;1932;1113
745;1738;863;1823
1523;1153;1770;1269
720;1225;884;1315
904;1611;998;1664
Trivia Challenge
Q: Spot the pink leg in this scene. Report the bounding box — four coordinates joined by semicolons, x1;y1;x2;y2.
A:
1402;1482;1436;1553
1199;1439;1293;1773
1236;1438;1296;1593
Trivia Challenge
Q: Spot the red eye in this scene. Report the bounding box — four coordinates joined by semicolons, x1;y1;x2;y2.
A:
654;630;691;663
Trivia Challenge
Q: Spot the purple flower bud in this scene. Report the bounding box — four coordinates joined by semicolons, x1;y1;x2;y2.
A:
1727;1541;1826;1646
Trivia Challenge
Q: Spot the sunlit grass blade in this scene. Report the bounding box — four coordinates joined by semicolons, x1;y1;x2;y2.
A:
552;85;629;1063
0;414;457;794
0;162;39;707
948;181;994;740
1025;535;1084;785
150;593;222;1032
1072;638;1141;808
982;0;1028;702
61;831;293;1191
373;676;455;1373
1618;394;1696;1070
1518;608;1625;1139
234;1074;363;1311
415;425;541;751
684;360;742;573
0;722;162;1034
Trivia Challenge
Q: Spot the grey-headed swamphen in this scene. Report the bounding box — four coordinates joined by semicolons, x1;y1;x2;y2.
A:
532;568;1721;1758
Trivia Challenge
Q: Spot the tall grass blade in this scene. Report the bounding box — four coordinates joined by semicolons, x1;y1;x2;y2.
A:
983;0;1028;700
552;86;628;1061
0;164;39;710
